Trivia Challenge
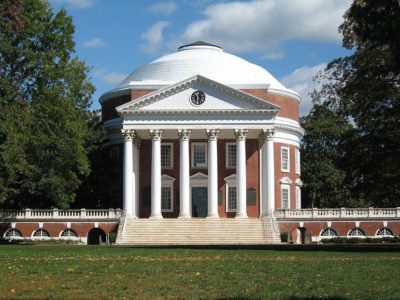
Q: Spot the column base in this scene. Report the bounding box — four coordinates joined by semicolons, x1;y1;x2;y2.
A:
235;213;248;219
178;213;191;219
149;214;163;220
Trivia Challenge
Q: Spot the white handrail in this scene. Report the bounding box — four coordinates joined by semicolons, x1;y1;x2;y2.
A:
0;208;122;220
275;207;400;219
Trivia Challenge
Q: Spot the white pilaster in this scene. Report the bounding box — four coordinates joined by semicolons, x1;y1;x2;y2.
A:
235;129;248;218
150;129;163;219
266;129;275;212
122;129;134;215
206;129;219;218
178;129;191;218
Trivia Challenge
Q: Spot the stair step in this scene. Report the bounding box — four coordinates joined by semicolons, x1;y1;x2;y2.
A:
117;216;281;245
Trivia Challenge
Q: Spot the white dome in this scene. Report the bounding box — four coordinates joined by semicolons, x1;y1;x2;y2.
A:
116;42;293;94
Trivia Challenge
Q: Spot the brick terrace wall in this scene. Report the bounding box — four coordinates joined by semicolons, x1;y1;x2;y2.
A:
0;222;118;238
278;220;400;243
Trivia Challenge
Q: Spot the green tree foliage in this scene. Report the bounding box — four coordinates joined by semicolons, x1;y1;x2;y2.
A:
310;0;400;207
0;0;94;208
300;105;353;208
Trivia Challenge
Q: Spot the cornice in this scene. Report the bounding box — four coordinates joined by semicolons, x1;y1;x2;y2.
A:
120;109;278;116
275;124;305;138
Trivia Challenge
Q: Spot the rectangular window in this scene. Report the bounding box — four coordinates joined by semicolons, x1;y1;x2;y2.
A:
295;149;300;174
295;186;301;209
281;147;290;172
226;143;236;168
281;186;290;209
161;143;173;168
227;186;237;212
192;143;207;168
161;186;173;212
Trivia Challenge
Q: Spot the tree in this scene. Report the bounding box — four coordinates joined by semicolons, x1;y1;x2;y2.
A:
312;0;400;207
0;0;94;208
300;105;354;208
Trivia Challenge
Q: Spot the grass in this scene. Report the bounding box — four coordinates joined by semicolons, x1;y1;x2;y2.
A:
0;245;399;299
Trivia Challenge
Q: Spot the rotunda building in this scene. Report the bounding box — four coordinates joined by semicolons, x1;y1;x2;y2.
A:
100;41;304;219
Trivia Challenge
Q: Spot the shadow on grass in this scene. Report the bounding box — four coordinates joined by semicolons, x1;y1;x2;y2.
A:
119;243;400;252
220;297;348;300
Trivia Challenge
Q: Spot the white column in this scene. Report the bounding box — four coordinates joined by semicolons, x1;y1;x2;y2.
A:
206;129;219;218
122;129;134;215
261;133;268;216
132;138;140;218
150;129;163;219
235;129;248;218
266;129;275;212
178;129;191;218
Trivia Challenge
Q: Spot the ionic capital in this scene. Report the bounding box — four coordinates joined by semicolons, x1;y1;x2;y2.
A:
234;129;248;141
121;129;136;141
178;129;191;141
205;129;220;141
149;129;163;141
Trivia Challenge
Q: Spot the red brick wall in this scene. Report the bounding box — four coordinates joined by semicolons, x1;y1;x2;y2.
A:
241;89;299;121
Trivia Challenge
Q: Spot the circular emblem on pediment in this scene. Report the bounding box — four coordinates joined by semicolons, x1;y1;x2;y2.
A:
190;90;206;106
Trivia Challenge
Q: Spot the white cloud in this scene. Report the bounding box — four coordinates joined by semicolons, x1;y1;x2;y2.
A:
93;69;128;86
280;63;327;116
179;0;351;55
140;21;170;54
150;1;177;15
82;38;107;48
52;0;95;9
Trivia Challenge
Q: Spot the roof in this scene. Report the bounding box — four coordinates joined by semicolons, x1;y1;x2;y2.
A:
100;42;300;103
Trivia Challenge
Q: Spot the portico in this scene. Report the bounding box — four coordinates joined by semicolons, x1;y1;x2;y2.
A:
115;72;282;220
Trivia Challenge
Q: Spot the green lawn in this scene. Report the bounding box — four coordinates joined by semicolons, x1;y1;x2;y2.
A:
0;245;399;299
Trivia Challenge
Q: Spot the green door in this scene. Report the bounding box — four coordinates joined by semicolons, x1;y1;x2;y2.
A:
192;187;208;217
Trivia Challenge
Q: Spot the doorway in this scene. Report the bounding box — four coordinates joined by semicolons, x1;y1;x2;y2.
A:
192;187;208;217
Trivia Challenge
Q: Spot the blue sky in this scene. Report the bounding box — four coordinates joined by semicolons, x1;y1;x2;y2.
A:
50;0;352;115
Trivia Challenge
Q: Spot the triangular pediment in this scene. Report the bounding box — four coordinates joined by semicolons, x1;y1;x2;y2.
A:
116;75;279;115
190;172;208;180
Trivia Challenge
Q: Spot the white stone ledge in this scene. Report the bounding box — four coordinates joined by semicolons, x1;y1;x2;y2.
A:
0;208;122;221
275;208;400;220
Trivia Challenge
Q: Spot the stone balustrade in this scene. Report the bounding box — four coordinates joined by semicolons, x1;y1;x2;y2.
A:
275;207;400;219
0;208;122;221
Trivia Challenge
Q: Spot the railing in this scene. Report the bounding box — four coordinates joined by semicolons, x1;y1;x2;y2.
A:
275;207;400;219
0;208;122;221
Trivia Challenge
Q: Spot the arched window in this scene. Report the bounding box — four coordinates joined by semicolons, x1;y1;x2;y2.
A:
320;227;338;238
60;229;78;238
348;227;366;237
376;227;394;237
4;228;22;239
33;229;50;238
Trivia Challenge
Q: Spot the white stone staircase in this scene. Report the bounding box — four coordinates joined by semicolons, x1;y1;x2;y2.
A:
116;215;281;245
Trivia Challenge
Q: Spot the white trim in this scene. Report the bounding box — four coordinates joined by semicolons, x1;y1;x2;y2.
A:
295;148;300;175
225;142;236;168
161;142;174;169
191;142;208;169
295;186;301;209
161;174;175;213
224;174;237;212
281;146;290;172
